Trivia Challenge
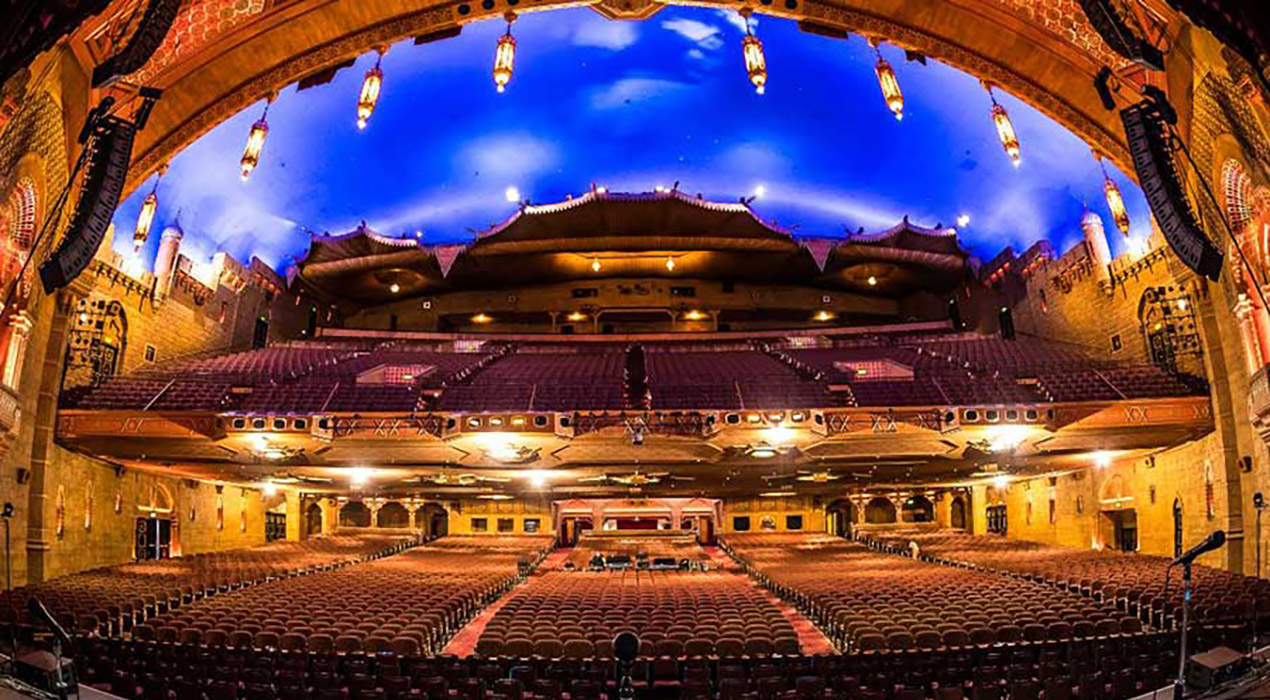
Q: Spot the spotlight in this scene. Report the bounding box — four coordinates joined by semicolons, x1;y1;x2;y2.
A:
389;283;401;294
348;468;373;487
956;214;971;227
504;186;521;203
867;276;877;286
1;503;13;518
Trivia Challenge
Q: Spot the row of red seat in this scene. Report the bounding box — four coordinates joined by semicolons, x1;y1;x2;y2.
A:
136;536;554;657
721;534;1137;652
475;568;800;659
4;533;417;638
862;529;1270;627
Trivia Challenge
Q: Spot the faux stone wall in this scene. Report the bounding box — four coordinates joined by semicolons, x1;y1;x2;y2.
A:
34;447;270;582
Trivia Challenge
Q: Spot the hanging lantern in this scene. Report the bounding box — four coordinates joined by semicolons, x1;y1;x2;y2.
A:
132;165;165;253
1098;155;1132;237
240;101;271;181
987;87;1021;166
740;11;767;95
493;14;517;93
873;46;903;121
357;50;384;129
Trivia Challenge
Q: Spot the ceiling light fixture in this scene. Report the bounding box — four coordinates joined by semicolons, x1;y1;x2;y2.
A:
493;13;517;93
986;85;1021;167
240;99;272;181
591;258;602;273
471;313;492;324
749;444;779;459
871;42;903;121
1096;154;1131;238
985;424;1030;453
356;49;385;129
665;257;676;271
739;9;767;95
133;164;166;252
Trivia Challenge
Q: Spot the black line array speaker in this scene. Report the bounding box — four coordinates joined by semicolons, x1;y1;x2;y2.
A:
1121;94;1223;281
91;0;182;88
1078;0;1164;70
39;115;136;294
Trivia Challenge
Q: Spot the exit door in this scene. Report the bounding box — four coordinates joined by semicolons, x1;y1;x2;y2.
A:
136;517;172;561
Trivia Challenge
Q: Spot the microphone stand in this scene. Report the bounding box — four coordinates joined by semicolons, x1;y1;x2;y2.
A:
1174;561;1194;700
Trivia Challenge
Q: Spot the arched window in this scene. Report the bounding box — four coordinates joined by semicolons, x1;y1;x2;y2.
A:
55;486;65;540
1224;159;1255;232
1204;462;1216;520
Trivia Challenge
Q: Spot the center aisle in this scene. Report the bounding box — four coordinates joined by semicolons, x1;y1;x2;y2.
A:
702;546;836;655
443;547;574;657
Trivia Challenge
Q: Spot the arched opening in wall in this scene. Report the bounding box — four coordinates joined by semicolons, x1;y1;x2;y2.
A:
900;495;934;523
265;502;287;541
950;496;967;530
376;502;410;528
825;499;855;538
986;505;1008;535
305;502;323;537
418;503;448;539
66;298;128;387
339;501;372;528
135;482;177;560
864;497;897;525
1098;474;1137;551
560;515;593;546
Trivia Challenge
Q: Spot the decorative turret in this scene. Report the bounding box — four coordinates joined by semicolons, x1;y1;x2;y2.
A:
1081;209;1112;281
154;218;184;295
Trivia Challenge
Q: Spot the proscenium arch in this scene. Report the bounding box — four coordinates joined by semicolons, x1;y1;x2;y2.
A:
116;0;1141;196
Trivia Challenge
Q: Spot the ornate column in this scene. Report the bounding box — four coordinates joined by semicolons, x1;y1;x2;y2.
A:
1234;294;1262;375
26;286;87;583
1255;287;1270;365
2;311;32;389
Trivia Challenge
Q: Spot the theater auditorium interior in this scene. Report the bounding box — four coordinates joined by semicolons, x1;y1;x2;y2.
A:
3;1;1270;699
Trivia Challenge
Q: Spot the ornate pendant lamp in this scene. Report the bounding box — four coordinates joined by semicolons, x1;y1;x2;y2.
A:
1097;154;1132;237
493;13;517;93
872;42;903;121
740;9;767;95
357;49;385;129
240;99;272;182
133;164;166;252
985;85;1021;167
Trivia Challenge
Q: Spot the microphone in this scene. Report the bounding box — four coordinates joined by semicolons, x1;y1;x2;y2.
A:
1172;530;1226;567
26;597;73;654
